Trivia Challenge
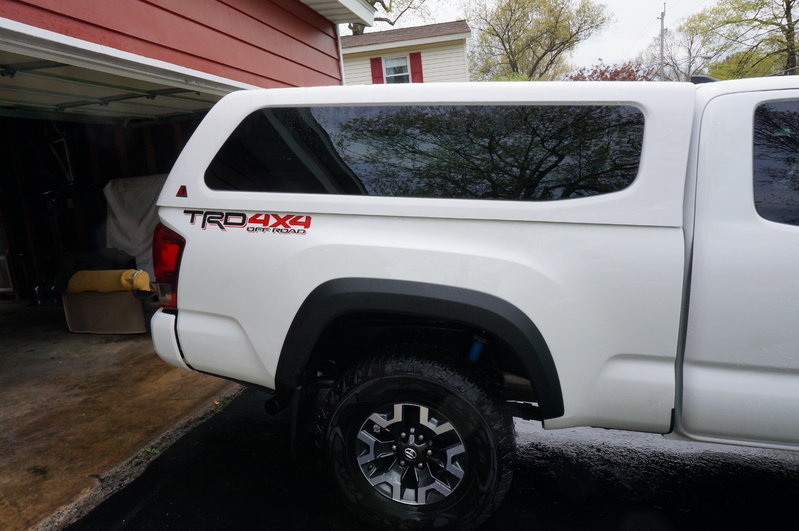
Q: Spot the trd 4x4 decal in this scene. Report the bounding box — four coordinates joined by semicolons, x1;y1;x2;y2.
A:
184;210;311;234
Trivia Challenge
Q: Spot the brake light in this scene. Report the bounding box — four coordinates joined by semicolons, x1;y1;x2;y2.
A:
153;223;185;309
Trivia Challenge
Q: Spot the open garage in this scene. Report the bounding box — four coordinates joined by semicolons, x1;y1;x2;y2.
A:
0;1;373;528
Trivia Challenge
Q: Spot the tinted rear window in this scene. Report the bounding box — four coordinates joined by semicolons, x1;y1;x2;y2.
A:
205;105;645;201
754;100;799;225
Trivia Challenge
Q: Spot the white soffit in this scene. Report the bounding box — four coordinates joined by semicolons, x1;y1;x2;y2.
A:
0;19;256;95
300;0;375;25
0;48;221;124
0;18;258;124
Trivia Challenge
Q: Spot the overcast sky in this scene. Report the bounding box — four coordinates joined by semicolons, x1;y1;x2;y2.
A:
357;0;721;68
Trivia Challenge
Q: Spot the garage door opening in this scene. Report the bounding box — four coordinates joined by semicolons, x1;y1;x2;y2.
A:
0;45;241;531
0;48;224;305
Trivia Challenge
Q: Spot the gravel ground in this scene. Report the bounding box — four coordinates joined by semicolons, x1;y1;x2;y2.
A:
495;420;799;530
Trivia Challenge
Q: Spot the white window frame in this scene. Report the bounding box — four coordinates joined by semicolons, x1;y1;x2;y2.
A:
383;55;410;84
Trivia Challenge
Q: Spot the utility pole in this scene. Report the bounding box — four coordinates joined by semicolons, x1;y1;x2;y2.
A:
658;3;666;79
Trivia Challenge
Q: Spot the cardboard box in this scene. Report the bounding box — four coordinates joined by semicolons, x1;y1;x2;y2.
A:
63;291;146;334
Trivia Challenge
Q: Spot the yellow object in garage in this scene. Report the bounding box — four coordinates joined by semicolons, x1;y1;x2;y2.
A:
66;269;151;293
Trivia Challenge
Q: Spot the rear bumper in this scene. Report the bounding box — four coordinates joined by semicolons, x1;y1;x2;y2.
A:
151;309;190;370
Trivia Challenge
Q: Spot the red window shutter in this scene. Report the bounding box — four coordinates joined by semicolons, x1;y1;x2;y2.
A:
370;57;384;84
409;52;424;83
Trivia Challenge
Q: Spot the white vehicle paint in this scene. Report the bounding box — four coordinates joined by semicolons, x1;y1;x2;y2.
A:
150;77;799;528
677;84;799;450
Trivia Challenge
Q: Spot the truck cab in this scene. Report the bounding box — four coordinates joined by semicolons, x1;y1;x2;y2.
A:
678;77;799;449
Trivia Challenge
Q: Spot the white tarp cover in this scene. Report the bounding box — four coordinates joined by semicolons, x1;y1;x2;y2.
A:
104;174;167;278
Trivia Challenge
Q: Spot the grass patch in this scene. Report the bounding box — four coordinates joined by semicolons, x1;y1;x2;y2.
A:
191;396;233;427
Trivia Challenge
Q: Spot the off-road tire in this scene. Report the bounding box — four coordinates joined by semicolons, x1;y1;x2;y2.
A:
315;344;515;530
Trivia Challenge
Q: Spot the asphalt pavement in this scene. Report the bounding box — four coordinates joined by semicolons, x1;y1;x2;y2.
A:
68;388;799;530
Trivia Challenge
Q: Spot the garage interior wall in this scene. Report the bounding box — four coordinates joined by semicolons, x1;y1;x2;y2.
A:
0;116;200;300
0;0;360;302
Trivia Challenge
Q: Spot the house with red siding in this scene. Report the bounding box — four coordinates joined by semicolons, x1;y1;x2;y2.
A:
0;0;373;299
0;0;374;118
341;20;471;85
0;4;380;527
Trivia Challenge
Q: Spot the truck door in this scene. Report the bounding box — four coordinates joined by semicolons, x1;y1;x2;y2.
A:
682;90;799;449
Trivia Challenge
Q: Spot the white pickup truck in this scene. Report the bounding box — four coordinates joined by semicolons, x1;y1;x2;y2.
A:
150;76;799;530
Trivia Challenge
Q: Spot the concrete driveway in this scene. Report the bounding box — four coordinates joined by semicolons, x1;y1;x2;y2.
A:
0;301;239;530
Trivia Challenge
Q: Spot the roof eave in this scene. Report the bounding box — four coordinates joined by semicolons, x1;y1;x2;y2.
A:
300;0;375;25
342;32;471;55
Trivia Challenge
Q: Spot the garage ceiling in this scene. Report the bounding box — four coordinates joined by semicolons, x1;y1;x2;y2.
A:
0;50;221;125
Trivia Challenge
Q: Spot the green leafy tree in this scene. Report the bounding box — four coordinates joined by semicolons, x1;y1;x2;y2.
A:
687;0;799;78
468;0;610;81
707;49;783;78
349;0;429;35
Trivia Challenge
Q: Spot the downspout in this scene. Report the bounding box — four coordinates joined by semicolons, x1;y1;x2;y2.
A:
336;24;347;86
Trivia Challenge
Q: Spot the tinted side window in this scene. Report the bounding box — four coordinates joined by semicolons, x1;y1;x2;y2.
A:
754;100;799;225
205;105;645;201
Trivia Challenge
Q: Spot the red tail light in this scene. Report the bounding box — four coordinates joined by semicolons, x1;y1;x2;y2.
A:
153;223;185;309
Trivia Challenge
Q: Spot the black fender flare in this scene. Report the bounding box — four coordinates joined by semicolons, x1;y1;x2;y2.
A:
275;278;564;419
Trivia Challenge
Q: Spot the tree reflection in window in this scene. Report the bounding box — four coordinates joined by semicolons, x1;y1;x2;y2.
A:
205;104;645;201
324;105;643;201
754;100;799;226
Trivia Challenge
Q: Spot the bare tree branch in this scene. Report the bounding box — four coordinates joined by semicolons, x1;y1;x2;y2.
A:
468;0;610;81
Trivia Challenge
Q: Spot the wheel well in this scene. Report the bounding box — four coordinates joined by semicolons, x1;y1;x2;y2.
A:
307;312;530;389
274;278;564;420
